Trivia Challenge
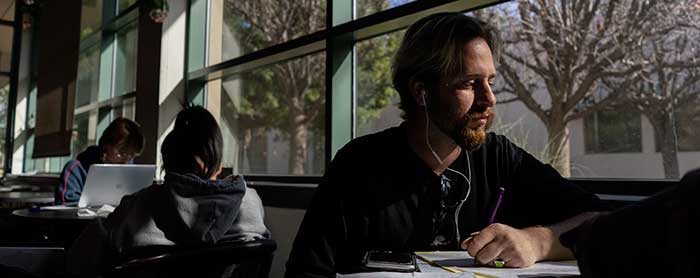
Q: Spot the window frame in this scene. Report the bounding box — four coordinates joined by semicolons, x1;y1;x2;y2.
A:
186;0;508;180
583;109;643;154
19;0;141;174
1;1;21;175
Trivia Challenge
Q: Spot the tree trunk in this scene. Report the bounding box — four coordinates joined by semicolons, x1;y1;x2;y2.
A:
650;113;680;179
545;122;572;177
236;128;251;173
288;103;308;175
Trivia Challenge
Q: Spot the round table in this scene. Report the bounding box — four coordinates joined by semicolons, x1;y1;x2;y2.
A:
12;207;106;223
11;207;106;247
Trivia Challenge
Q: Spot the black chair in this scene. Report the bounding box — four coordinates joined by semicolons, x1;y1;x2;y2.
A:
104;239;276;278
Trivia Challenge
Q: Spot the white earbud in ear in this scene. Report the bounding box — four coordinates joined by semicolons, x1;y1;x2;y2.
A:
420;88;444;165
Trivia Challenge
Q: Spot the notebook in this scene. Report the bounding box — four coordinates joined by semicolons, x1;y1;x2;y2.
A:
77;164;157;208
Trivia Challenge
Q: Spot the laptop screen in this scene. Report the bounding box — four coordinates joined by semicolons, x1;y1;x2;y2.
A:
78;164;156;207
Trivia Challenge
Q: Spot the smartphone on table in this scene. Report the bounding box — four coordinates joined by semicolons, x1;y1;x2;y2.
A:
362;251;418;272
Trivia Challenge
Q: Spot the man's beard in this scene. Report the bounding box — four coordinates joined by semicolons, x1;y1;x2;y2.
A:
456;110;493;151
432;105;494;151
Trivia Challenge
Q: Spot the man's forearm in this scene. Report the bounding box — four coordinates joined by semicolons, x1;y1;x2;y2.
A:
526;212;602;261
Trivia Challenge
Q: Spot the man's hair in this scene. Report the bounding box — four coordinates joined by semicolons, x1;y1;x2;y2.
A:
392;13;501;119
98;118;145;155
161;106;223;179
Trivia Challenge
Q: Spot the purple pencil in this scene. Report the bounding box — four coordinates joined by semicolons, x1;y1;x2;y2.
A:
487;187;505;224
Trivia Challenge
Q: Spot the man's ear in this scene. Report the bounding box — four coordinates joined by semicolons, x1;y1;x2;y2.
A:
411;81;427;106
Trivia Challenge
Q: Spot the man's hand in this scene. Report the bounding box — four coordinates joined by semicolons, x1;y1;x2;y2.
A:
461;223;561;268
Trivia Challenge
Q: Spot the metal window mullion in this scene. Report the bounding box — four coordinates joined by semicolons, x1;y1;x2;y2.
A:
104;0;118;26
203;0;212;106
104;32;117;103
186;0;207;105
187;0;207;72
189;0;504;84
350;0;357;139
4;1;23;174
96;30;117;146
111;32;119;100
326;0;354;165
351;41;357;139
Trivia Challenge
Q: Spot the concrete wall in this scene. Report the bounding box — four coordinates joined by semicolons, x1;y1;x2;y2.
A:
155;0;188;179
570;115;700;178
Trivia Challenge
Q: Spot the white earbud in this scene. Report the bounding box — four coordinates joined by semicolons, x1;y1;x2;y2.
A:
421;89;443;165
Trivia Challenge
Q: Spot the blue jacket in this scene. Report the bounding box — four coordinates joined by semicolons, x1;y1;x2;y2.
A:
55;146;103;205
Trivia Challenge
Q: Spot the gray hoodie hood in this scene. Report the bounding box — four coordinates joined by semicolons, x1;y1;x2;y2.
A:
105;171;269;250
163;172;250;243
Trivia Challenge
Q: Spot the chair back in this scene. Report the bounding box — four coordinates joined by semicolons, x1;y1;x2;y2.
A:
105;239;276;278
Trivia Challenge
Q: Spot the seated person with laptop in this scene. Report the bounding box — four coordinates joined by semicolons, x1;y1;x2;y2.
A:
66;106;270;277
55;118;145;205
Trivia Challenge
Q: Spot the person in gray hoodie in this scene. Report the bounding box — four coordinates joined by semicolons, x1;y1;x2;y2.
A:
67;105;270;277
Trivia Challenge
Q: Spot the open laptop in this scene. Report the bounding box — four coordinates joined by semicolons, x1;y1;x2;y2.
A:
77;164;157;208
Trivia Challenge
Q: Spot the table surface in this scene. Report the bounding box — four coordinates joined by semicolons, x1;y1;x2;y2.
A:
337;251;580;278
12;206;107;221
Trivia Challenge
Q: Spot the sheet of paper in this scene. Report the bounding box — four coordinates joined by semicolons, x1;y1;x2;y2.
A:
38;205;78;210
416;251;580;278
335;254;477;277
337;271;474;278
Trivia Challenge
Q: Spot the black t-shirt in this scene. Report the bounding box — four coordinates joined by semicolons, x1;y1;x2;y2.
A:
286;124;603;277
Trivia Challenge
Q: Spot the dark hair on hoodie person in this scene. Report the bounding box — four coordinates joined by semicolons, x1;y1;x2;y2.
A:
161;105;224;179
66;106;270;278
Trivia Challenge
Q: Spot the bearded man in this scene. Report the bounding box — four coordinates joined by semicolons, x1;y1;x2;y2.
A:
286;13;604;278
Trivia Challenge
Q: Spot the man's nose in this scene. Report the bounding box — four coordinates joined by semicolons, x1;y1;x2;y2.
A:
476;80;496;107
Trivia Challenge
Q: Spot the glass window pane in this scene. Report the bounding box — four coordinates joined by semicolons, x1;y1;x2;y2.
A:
677;99;700;152
72;113;90;159
217;0;326;63
23;134;36;173
584;109;642;153
355;0;414;19
76;45;100;107
0;0;14;21
109;98;136;120
115;20;138;96
97;107;112;141
119;0;137;13
0;76;8;172
49;157;63;173
216;53;326;175
355;30;404;137
473;1;700;179
21;138;69;173
80;0;102;38
113;97;136;120
0;25;12;72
